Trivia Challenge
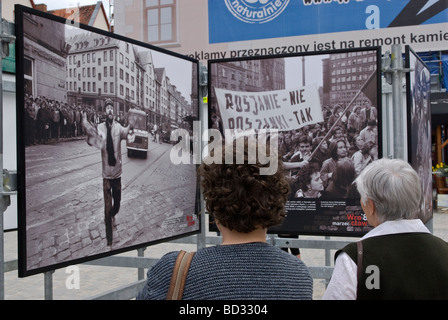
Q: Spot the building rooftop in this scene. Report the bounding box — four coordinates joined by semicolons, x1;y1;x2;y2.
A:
33;1;111;31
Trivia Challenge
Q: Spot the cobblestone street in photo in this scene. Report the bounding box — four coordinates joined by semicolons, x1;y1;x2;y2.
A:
23;138;199;273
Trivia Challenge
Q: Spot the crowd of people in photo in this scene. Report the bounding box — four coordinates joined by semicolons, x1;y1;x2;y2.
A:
23;94;101;146
24;94;166;145
281;101;378;200
24;92;378;201
23;94;173;148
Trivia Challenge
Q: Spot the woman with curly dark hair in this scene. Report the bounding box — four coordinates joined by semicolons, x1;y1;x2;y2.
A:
289;163;324;200
138;138;313;300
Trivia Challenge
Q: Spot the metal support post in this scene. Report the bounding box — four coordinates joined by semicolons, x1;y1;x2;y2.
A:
196;62;208;251
391;44;406;160
324;236;331;266
0;0;16;300
0;0;5;300
0;192;3;300
137;247;146;280
44;270;55;300
382;44;412;161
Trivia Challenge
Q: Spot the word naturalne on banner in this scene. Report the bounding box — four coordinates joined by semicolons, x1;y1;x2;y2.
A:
214;85;323;131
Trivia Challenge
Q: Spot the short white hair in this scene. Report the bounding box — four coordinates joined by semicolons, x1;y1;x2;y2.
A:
354;158;422;224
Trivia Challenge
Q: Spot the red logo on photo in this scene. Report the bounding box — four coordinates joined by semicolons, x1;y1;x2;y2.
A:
186;215;195;226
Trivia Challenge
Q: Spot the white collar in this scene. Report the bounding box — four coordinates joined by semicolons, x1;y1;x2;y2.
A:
361;219;430;240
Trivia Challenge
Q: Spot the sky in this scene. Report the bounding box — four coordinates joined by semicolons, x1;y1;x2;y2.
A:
40;0;111;18
40;0;193;102
285;55;326;90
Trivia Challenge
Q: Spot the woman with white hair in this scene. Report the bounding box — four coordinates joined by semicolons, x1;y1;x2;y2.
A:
323;158;448;300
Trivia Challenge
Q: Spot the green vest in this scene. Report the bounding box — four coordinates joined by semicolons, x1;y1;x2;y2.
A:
337;233;448;300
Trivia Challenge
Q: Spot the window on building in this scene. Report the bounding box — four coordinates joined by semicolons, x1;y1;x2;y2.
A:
24;57;35;97
145;0;177;44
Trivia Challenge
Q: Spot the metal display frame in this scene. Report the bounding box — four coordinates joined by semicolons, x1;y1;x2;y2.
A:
207;47;382;237
0;10;424;297
14;5;201;278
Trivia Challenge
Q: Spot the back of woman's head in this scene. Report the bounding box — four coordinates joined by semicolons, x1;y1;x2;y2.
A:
197;137;290;233
354;158;422;223
333;159;356;187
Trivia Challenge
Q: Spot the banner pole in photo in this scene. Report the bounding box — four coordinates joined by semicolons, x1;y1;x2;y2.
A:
309;69;378;159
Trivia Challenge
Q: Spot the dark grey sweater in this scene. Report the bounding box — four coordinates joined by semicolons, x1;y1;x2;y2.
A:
137;242;313;300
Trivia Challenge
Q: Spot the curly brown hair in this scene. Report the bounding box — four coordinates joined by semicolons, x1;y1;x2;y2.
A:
197;138;290;233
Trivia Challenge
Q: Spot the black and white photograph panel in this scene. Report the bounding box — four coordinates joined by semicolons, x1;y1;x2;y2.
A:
406;46;432;224
16;5;200;276
208;48;381;236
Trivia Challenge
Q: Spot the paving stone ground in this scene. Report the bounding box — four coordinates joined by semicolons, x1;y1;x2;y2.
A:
3;211;447;300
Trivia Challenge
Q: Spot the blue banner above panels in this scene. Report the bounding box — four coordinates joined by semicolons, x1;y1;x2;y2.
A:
208;0;448;44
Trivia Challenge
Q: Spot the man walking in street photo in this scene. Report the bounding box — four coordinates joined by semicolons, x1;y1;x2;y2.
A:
83;99;133;246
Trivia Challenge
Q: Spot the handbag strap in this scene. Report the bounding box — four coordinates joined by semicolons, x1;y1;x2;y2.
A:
166;250;195;300
356;240;363;299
